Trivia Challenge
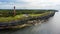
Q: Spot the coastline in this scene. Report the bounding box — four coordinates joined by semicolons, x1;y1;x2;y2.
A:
0;11;55;29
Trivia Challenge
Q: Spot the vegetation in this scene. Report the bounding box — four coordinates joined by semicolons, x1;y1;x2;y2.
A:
0;14;26;22
0;9;55;22
0;9;56;17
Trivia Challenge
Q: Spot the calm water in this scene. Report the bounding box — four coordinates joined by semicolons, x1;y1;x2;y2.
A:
0;11;60;34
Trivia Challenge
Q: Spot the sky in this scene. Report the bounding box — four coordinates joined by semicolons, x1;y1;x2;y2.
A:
0;0;60;9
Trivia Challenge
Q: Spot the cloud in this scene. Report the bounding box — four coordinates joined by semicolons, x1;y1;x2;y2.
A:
0;0;60;9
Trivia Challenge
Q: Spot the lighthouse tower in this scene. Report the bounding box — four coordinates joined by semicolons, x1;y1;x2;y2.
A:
14;6;16;16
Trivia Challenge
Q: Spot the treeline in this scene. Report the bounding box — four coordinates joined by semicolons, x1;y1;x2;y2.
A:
0;9;56;17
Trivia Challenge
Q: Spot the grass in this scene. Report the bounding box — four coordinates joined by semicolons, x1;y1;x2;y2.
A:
0;11;53;22
0;14;26;22
29;12;51;17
